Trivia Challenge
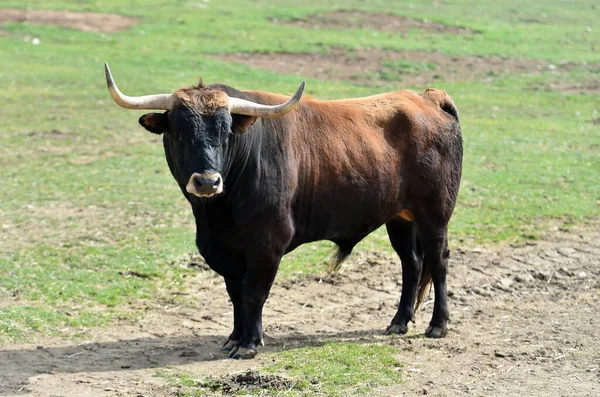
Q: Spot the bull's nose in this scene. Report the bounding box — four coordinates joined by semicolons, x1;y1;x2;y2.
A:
186;172;223;197
194;175;220;189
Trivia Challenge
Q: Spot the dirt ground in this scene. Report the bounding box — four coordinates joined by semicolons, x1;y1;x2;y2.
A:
0;9;137;33
1;225;598;396
269;10;478;35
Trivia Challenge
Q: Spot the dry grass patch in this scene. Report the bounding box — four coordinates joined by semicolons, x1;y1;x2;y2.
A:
0;203;115;250
0;9;137;33
0;200;190;251
537;81;600;95
270;10;478;35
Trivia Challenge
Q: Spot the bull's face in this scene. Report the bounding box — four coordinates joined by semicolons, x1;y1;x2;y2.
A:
103;63;304;199
139;93;235;198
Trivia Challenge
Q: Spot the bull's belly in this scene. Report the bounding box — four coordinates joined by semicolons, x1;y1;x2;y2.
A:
287;198;397;252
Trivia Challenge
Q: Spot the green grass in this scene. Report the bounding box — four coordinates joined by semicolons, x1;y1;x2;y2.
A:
156;369;205;396
0;1;599;393
157;343;403;396
264;343;403;396
0;305;115;341
361;60;439;82
382;59;437;75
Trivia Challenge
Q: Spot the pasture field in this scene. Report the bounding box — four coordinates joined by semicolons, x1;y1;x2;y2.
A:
0;1;599;396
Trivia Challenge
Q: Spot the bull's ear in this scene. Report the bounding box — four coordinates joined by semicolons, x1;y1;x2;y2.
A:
139;112;168;135
231;114;257;134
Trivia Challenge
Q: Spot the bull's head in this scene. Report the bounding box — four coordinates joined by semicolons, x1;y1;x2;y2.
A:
104;63;304;198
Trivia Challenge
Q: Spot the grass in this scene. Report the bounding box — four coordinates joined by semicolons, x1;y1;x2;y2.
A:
382;59;437;74
0;305;115;341
264;343;403;396
0;0;599;394
157;343;403;396
361;60;439;81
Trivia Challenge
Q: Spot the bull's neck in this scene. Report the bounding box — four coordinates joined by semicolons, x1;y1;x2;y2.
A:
223;117;290;207
220;130;258;196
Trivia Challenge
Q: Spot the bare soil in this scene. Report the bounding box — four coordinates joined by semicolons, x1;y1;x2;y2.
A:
1;225;598;396
269;10;478;35
200;370;296;394
212;48;571;87
0;9;137;33
533;81;600;95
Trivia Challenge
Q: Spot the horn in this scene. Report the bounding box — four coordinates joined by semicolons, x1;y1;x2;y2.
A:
227;81;305;118
104;63;174;110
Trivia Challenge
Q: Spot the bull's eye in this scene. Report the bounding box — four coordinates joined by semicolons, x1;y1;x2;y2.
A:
212;131;233;148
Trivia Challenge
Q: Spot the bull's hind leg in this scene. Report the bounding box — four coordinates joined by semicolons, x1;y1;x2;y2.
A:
418;222;450;338
385;217;423;335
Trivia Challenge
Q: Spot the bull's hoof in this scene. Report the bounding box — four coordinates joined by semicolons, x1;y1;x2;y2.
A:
425;325;447;338
385;323;409;335
228;346;258;360
221;339;239;353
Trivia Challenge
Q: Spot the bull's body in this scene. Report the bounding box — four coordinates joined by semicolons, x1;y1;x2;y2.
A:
105;65;462;359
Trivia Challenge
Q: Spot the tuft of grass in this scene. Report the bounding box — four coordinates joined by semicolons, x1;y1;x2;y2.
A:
156;369;206;397
264;343;403;396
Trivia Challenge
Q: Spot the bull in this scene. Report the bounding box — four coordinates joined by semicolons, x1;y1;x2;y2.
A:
104;63;463;359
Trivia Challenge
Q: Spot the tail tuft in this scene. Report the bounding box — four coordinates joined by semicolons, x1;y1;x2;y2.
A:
414;266;432;312
326;245;354;276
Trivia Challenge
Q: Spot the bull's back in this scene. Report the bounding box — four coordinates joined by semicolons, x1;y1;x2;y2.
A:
287;89;461;242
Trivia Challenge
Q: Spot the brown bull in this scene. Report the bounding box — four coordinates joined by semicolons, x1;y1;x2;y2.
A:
105;63;463;359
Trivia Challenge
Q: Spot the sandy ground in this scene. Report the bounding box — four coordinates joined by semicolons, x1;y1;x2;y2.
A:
1;225;598;396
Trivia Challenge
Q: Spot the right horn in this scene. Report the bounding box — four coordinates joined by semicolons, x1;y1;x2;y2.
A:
227;81;305;118
105;63;175;110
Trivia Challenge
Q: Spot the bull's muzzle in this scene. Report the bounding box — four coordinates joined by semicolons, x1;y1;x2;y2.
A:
186;172;223;197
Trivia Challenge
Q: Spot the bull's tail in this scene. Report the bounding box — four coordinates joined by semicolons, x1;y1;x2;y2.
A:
414;263;432;312
422;88;459;121
326;243;354;276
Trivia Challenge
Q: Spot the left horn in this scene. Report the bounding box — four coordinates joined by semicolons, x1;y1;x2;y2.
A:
227;81;305;118
105;63;175;110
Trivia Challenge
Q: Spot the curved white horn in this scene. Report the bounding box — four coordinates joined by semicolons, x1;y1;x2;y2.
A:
227;81;305;118
105;63;174;110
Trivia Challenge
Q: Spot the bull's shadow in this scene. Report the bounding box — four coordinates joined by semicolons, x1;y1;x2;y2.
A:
0;328;391;395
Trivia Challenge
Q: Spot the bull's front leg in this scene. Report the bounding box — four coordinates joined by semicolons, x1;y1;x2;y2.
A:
227;253;281;359
221;277;243;352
